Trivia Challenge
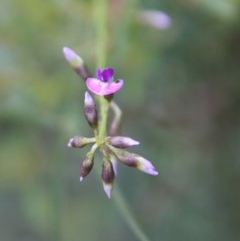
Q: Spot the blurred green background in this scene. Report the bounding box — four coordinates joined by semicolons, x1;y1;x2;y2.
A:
1;0;240;241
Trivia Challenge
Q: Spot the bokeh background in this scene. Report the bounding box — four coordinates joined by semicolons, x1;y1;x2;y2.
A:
1;0;240;241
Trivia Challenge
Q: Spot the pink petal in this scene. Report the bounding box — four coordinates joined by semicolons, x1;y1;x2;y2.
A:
86;78;124;96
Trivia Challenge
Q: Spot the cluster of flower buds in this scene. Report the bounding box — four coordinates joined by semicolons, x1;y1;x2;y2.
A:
67;90;158;198
63;47;158;198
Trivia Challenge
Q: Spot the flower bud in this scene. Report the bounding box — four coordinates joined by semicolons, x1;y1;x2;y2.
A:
101;160;115;198
62;47;90;80
80;152;94;181
67;136;96;148
108;146;158;176
135;156;158;175
84;92;98;129
106;136;140;148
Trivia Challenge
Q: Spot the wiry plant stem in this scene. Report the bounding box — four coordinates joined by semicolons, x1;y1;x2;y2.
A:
94;0;109;143
113;187;152;241
94;1;153;241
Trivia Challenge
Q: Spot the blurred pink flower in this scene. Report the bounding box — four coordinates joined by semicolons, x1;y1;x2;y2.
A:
138;10;171;29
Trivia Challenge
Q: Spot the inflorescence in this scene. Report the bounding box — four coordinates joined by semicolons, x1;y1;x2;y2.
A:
63;47;158;198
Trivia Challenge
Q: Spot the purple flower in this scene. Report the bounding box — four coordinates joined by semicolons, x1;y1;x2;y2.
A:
96;67;114;82
86;67;124;96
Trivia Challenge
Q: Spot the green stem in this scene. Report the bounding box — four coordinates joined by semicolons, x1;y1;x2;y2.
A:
109;100;122;135
113;187;152;241
94;0;109;142
98;97;109;140
94;1;152;241
94;0;107;67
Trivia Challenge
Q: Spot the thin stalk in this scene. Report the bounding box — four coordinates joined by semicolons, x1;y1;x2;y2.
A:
94;1;153;241
109;100;122;135
94;0;109;142
94;0;107;68
98;97;110;141
113;187;152;241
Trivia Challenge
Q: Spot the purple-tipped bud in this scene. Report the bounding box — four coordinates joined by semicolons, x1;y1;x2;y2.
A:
62;47;90;80
108;147;138;167
107;136;140;148
101;160;115;198
108;146;158;176
84;92;98;129
80;153;94;181
136;156;158;175
63;47;83;68
67;136;96;148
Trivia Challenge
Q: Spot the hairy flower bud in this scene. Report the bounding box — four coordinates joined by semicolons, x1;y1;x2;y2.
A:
106;136;140;148
108;146;158;176
62;47;90;80
101;160;115;198
84;92;98;129
67;136;96;148
80;152;94;181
